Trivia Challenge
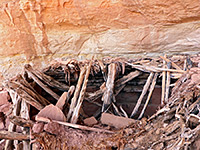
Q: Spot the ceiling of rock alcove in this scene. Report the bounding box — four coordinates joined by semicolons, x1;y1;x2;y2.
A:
0;0;200;81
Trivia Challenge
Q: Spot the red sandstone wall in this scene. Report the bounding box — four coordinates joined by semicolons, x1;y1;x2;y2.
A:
0;0;200;79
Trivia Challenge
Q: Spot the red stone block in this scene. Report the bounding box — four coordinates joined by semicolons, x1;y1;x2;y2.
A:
101;113;135;129
84;116;98;126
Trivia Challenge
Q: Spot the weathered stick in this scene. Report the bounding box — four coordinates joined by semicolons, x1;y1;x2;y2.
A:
130;72;154;118
97;60;107;81
9;116;34;128
112;103;122;116
161;57;166;105
5;91;21;150
85;70;140;102
115;70;140;87
31;66;69;91
24;64;60;100
165;62;171;103
20;100;30;150
120;105;128;118
126;63;185;73
16;74;50;106
67;66;86;121
36;116;114;134
56;86;75;110
160;56;182;70
71;60;92;124
6;81;44;110
102;63;116;112
0;131;33;141
138;73;158;119
85;83;106;102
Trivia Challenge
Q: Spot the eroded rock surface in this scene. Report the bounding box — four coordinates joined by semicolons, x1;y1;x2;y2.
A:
0;0;200;80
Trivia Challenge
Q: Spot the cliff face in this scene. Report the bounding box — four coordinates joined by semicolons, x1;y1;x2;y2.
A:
0;0;200;79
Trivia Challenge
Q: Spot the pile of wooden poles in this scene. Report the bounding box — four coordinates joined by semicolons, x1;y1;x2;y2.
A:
2;55;197;149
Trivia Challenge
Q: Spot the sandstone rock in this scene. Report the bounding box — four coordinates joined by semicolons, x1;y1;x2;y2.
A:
0;102;11;114
191;74;200;84
101;113;135;129
32;122;44;134
0;112;5;129
56;92;68;110
83;116;98;126
0;0;200;81
37;104;66;122
44;122;65;135
0;90;10;106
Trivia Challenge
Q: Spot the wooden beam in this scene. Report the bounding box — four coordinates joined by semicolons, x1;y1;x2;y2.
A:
36;116;114;134
165;62;172;103
24;64;60;100
130;72;154;118
0;131;33;141
67;66;86;121
20;100;30;150
5;91;21;150
160;56;182;70
71;60;92;124
138;73;158;119
101;63;116;112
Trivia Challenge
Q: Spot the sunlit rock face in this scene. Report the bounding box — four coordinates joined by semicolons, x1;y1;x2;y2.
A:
0;0;200;80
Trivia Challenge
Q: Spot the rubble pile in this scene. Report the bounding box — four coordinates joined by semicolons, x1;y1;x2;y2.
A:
0;55;199;149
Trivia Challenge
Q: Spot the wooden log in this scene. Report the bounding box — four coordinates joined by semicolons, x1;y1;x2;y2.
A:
97;60;107;81
6;81;44;110
101;63;116;112
9;116;34;128
138;73;158;119
119;105;128;118
67;66;86;121
56;86;75;110
165;62;171;103
5;91;21;150
126;63;186;73
15;74;50;106
20;100;30;150
0;131;33;141
161;56;166;105
130;72;154;118
26;64;69;91
112;103;122;116
85;70;140;102
71;60;92;124
36;116;113;134
24;64;60;100
160;56;182;70
115;70;140;87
